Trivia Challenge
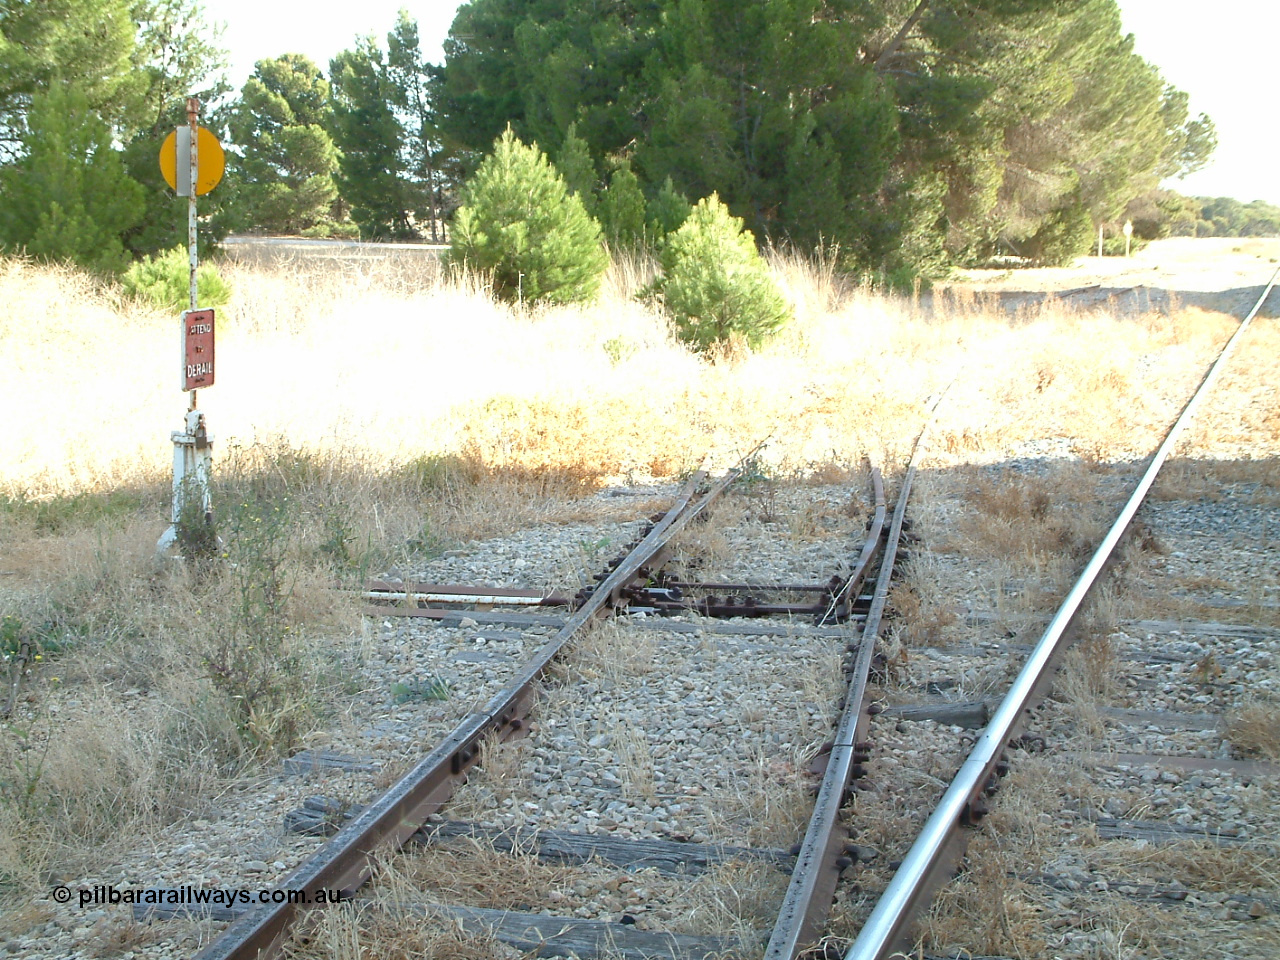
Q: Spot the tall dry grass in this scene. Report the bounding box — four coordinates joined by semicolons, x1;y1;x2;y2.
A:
4;244;1251;502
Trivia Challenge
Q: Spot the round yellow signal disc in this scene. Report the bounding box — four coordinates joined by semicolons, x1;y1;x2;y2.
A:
159;127;225;195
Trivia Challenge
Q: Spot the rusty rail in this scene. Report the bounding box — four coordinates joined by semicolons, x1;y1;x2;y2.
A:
763;464;891;958
364;582;570;606
193;467;739;960
844;267;1280;959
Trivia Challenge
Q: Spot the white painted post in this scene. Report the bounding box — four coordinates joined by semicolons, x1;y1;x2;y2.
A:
1124;219;1133;258
186;97;199;406
157;97;216;563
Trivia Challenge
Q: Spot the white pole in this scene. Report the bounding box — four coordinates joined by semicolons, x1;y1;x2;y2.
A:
158;96;214;562
187;97;199;411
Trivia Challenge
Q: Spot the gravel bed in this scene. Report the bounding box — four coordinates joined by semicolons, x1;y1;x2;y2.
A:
449;619;844;846
384;483;873;942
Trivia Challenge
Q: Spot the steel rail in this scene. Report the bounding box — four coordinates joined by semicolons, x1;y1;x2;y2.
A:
821;471;893;624
194;468;741;960
763;465;892;959
363;587;569;607
845;266;1280;959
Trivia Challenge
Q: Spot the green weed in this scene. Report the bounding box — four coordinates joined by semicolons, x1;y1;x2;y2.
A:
202;493;315;752
391;675;451;704
0;487;149;535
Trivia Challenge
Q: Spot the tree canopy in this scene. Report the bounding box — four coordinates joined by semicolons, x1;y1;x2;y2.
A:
436;0;1215;271
0;3;1223;276
228;55;340;234
0;0;227;268
0;84;144;273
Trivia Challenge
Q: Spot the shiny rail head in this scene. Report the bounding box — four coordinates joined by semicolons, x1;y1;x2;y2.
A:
842;267;1280;960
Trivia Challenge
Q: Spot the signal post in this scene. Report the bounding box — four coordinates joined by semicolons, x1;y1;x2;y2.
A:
155;98;225;561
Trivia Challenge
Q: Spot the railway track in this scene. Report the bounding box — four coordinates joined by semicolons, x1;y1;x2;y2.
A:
104;272;1276;960
125;452;912;960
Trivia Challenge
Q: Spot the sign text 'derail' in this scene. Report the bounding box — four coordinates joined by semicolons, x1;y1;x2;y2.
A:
183;308;215;391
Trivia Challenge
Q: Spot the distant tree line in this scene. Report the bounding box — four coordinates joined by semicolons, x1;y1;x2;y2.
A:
1155;194;1280;239
3;0;1265;282
434;0;1217;274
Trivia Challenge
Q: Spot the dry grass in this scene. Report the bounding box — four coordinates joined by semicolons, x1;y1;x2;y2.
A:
445;736;534;822
570;621;660;685
1055;598;1123;716
1;248;1253;501
696;743;815;850
667;859;787;945
1177;307;1280;458
1085;838;1280;894
890;558;960;646
368;829;778;957
1152;457;1280;504
1228;701;1280;760
956;463;1110;566
283;900;522;960
395;834;581;912
904;753;1280;959
920;847;1044;958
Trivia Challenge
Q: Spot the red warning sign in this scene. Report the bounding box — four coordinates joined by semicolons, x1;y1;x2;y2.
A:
183;309;215;391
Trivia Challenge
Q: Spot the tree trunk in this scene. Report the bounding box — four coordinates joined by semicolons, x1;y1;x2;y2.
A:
875;0;932;73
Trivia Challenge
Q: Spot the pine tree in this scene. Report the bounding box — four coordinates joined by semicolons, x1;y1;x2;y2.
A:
554;122;597;208
648;193;790;352
599;160;646;247
439;0;661;165
386;12;450;242
127;0;229;136
647;177;692;241
120;0;232;258
447;128;606;305
329;39;414;238
0;0;142;155
0;84;143;273
229;55;340;234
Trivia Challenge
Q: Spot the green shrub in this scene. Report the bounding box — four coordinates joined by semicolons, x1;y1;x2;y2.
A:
646;193;791;352
203;493;314;752
447;128;607;305
1024;202;1095;267
646;177;692;243
122;245;231;310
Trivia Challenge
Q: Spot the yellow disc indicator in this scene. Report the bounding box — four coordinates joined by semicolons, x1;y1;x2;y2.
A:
159;127;225;195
